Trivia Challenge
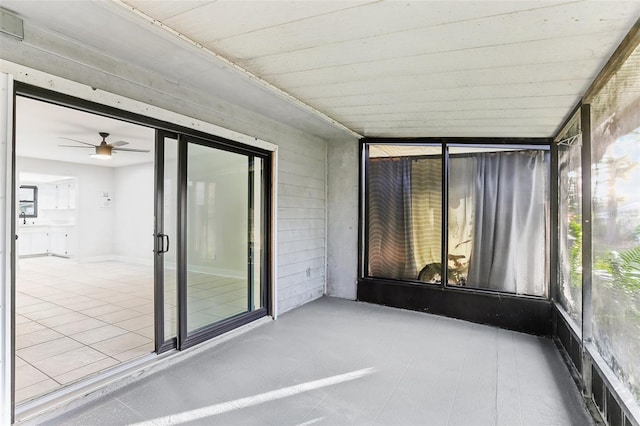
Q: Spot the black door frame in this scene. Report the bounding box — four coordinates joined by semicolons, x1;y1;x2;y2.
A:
175;134;270;350
13;82;272;370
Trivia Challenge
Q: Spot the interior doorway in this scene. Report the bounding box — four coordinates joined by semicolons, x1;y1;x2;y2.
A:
14;96;156;403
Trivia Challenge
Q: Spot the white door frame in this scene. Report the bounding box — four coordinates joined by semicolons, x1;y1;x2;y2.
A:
1;72;15;426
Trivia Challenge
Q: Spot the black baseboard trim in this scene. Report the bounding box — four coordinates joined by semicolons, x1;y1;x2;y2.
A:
358;278;552;336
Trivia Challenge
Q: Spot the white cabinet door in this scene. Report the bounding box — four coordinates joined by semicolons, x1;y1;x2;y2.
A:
31;231;49;254
49;230;67;256
17;233;31;256
56;184;68;209
39;183;56;210
54;182;76;209
67;182;76;209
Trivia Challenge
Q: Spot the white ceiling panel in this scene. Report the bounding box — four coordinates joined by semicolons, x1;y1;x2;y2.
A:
220;2;630;62
161;1;571;60
126;0;374;43
264;37;611;88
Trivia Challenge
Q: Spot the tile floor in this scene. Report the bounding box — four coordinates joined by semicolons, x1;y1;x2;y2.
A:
41;297;593;426
15;256;248;404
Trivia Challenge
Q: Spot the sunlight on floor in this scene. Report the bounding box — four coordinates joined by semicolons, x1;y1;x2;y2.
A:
133;368;376;426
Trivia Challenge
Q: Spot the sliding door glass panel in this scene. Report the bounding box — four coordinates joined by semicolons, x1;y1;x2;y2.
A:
186;143;249;332
367;144;442;283
251;157;264;310
163;136;178;340
591;44;640;404
558;128;583;326
447;147;549;296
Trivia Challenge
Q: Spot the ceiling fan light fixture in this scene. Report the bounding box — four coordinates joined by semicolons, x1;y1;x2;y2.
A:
90;144;112;160
90;153;111;160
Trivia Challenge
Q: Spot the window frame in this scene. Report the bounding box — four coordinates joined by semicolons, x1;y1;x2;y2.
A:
360;137;552;299
18;185;37;219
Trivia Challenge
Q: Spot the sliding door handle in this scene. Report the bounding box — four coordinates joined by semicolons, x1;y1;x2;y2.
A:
155;233;165;255
162;234;170;253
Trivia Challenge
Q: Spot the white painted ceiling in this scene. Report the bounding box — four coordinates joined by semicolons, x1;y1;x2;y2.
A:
16;96;155;168
3;1;640;139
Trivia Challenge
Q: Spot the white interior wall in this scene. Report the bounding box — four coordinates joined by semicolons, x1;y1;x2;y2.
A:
113;161;154;264
16;157;115;260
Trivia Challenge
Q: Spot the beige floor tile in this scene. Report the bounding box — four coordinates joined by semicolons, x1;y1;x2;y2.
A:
187;312;221;330
90;290;126;300
15;356;28;367
16;294;44;307
54;357;120;385
16;320;47;336
32;346;108;377
22;306;73;321
51;318;108;335
17;337;84;363
80;304;126;317
15;315;31;325
134;326;155;339
18;301;57;315
38;311;91;328
96;293;132;303
112;343;153;362
96;309;144;323
52;295;94;307
16;328;65;350
114;315;154;332
131;303;155;315
44;292;79;302
114;298;151;309
91;332;151;356
71;325;129;345
203;304;244;318
64;298;107;311
15;378;61;403
15;363;50;389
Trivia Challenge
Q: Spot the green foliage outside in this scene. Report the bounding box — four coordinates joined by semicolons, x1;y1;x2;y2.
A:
568;218;582;287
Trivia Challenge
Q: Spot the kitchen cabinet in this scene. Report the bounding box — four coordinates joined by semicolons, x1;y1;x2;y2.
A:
49;228;73;257
39;180;76;210
31;231;49;254
18;226;74;257
17;228;49;256
56;182;75;209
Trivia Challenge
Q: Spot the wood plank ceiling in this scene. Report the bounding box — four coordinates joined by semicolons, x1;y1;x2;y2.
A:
121;0;640;138
2;1;639;140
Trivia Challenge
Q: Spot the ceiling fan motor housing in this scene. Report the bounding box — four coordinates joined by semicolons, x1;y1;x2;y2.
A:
95;144;112;156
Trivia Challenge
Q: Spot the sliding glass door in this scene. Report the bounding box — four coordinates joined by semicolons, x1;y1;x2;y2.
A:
156;132;269;351
185;141;250;332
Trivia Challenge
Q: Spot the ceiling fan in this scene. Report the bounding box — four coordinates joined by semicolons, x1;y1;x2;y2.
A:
59;132;150;160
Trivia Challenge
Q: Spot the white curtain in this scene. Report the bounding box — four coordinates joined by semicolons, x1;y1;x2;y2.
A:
467;150;548;296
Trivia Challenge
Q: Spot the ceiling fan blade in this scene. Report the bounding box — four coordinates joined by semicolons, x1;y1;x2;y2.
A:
58;145;94;148
112;147;150;153
109;140;129;147
59;137;97;147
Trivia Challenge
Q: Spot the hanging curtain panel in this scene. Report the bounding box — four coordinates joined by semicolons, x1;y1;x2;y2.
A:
464;150;549;296
411;156;443;283
367;157;417;280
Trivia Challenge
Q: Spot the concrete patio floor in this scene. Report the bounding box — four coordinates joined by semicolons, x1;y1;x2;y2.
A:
37;297;592;425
